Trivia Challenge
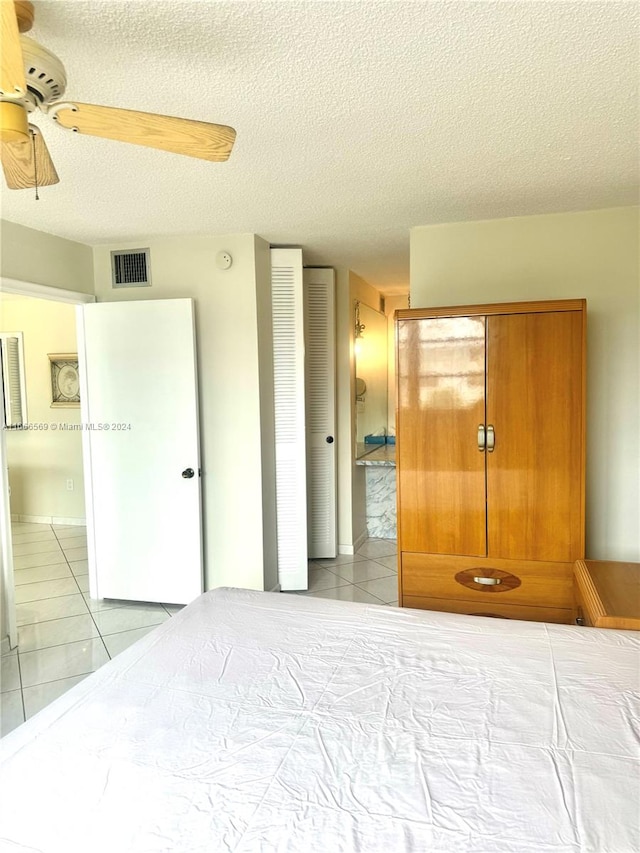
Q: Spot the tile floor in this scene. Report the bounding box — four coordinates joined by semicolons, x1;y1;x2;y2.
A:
1;526;398;738
1;521;185;738
293;537;399;605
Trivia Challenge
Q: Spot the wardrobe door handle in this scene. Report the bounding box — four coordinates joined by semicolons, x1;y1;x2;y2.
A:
486;425;495;452
473;576;502;585
477;424;486;452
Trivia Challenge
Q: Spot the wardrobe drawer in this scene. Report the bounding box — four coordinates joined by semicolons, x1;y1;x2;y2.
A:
401;552;573;609
402;595;572;624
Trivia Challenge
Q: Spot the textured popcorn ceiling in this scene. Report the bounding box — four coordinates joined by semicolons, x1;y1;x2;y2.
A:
1;0;638;292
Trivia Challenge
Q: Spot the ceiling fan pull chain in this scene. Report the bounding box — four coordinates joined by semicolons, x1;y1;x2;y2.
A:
31;130;39;200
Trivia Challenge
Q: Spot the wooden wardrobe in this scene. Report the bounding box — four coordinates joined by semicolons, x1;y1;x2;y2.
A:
395;299;586;624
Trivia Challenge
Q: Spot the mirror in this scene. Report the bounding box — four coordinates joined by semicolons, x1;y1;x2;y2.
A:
355;302;388;458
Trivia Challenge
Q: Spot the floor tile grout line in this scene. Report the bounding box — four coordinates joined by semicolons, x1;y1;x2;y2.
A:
21;669;100;700
14;587;88;605
16;526;91;663
13;632;103;656
16;620;166;655
13;569;79;586
345;581;388;605
321;567;397;583
64;546;113;660
302;580;389;605
11;525;98;718
315;556;397;574
12;545;65;558
14;548;87;563
19;671;92;696
14;645;27;723
17;612;100;629
352;582;397;604
13;559;70;573
301;576;396;606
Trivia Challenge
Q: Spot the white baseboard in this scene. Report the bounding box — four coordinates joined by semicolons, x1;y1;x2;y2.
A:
338;528;368;556
11;514;86;526
353;528;368;552
11;514;51;524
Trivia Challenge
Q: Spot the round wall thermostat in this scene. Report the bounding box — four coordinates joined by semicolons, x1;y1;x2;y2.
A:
216;250;233;270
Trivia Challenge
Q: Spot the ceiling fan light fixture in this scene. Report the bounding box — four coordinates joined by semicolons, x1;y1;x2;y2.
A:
0;100;29;143
1;0;236;191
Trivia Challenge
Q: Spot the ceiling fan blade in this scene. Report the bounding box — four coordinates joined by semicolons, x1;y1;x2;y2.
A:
1;0;26;97
1;125;59;188
53;103;236;162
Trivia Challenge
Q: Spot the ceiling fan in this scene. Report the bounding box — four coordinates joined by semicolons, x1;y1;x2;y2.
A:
0;0;236;192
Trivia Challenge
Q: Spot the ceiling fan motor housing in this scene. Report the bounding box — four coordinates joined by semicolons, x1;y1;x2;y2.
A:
19;36;67;110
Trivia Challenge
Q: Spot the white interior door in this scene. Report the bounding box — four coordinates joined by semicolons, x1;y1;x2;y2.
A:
304;268;337;558
78;299;202;605
271;248;308;591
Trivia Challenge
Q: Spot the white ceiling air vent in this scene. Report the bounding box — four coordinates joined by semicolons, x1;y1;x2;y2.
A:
111;249;151;288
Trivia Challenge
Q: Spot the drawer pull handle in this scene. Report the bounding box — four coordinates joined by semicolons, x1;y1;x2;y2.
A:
455;568;520;592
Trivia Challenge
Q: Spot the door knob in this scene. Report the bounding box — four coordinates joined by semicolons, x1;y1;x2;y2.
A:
326;436;334;444
182;468;195;479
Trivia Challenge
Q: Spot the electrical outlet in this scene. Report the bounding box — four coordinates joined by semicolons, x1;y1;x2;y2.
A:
66;479;74;491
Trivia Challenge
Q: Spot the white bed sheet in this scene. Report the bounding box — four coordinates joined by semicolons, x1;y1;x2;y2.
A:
1;587;638;853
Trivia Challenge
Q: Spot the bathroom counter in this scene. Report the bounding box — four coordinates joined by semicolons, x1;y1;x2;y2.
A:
355;444;396;466
355;445;397;538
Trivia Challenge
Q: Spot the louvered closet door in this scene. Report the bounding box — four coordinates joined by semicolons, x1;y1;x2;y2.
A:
0;335;25;427
486;310;584;562
271;248;308;590
304;268;337;559
397;316;487;556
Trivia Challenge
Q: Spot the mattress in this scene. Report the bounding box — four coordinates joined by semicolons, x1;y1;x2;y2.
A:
1;587;638;853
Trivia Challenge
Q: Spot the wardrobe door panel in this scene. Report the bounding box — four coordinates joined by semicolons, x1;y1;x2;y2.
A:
486;310;584;562
397;316;487;556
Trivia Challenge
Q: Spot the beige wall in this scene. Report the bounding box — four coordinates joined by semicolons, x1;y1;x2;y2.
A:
350;272;385;548
410;206;640;561
1;221;94;295
333;271;387;552
384;294;409;434
92;234;277;592
351;271;382;313
355;303;387;442
335;268;356;550
1;295;85;520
